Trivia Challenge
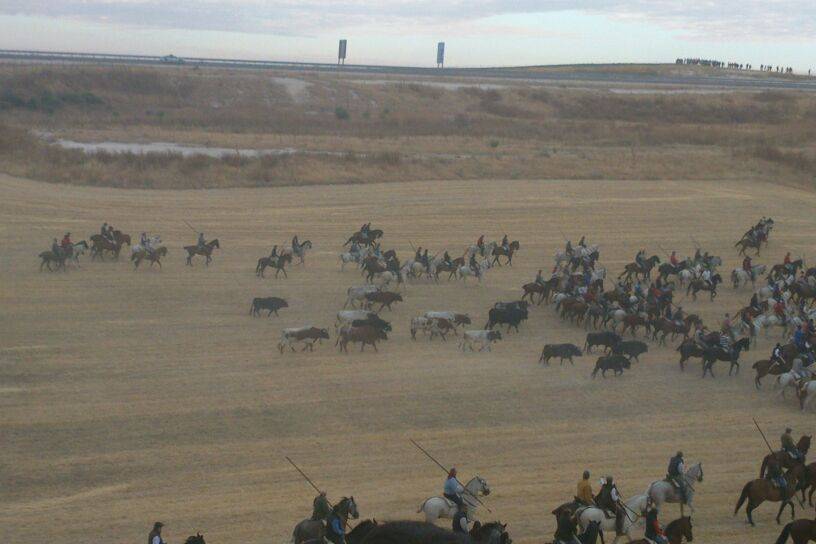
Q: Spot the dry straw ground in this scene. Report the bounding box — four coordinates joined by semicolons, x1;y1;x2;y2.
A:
2;173;816;544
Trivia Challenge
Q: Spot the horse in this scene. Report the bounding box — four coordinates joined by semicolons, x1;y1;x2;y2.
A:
183;534;205;544
89;235;123;260
184;239;220;266
282;240;313;265
651;315;698;346
630;517;693;544
618;255;661;282
799;381;816;412
736;236;762;256
292;496;359;544
577;494;649;542
734;463;805;526
646;462;703;516
761;436;811;478
491;241;520;266
753;358;792;389
775;518;816;544
257;253;292;278
131;246;168;269
769;260;804;281
38;249;67;272
418;476;491;523
658;261;688;283
701;337;750;377
732;264;767;288
686;273;722;301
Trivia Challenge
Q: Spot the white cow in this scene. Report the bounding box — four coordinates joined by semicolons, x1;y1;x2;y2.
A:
344;285;380;308
460;330;502;352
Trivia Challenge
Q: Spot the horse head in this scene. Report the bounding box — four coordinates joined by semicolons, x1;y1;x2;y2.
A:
798;435;812;453
468;475;490;496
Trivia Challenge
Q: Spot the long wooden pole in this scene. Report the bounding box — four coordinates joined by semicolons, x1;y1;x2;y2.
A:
409;439;492;512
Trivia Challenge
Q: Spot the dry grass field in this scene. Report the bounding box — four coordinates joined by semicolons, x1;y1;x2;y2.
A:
3;172;816;544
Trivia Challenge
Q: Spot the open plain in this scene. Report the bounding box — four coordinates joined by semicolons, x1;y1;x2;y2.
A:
2;170;816;544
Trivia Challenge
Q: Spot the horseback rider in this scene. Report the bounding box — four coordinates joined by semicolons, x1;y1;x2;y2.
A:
670;251;679;268
106;225;116;243
444;468;465;509
476;235;485;256
794;325;808;353
565;239;573;256
767;343;784;368
442;250;452;268
554;508;581;544
535;269;545;286
148;522;165;544
595;476;624;535
635;249;645;269
325;508;345;544
292;234;300;251
415;247;422;263
51;237;61;257
469;254;480;278
673;306;685;327
422;249;430;271
269;245;278;259
501;234;509;252
700;267;712;289
766;458;787;490
452;503;470;534
311;491;331;521
644;505;667;544
667;451;687;503
140;232;152;254
101;222;109;238
782;428;804;462
197;232;206;250
361;223;370;236
743;256;753;281
576;470;594;506
578;235;586;248
61;232;72;254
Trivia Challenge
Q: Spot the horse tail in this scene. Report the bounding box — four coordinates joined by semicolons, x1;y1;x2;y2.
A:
760;455;769;478
734;481;751;515
417;498;428;513
775;522;793;544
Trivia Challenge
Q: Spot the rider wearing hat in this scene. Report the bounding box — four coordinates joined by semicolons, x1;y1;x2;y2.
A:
148;522;165;544
595;476;624;535
51;237;61;257
311;491;331;521
781;428;803;462
667;451;687;504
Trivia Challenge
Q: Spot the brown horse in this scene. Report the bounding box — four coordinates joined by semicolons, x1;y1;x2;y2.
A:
630;516;693;544
131;246;168;269
775;518;816;544
686;273;722;301
753;358;792;389
760;436;812;478
621;314;651;337
491;240;520;266
89;235;123;260
435;259;463;281
736;236;762;256
184;239;220;266
521;282;548;305
798;463;816;507
734;463;804;526
618;255;661;282
651;315;700;345
113;230;131;246
789;283;816;306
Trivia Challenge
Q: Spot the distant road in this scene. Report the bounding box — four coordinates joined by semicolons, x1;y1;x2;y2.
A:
2;49;816;91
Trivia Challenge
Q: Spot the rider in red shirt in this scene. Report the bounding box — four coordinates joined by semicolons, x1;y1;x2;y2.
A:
60;232;72;249
784;252;792;265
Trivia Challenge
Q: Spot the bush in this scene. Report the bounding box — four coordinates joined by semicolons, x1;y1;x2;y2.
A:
335;106;350;120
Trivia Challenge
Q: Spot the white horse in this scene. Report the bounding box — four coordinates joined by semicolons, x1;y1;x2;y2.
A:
777;371;803;399
751;314;787;341
731;264;766;289
798;380;816;411
467;242;497;259
418;476;490;523
645;462;703;516
281;240;313;265
577;494;649;543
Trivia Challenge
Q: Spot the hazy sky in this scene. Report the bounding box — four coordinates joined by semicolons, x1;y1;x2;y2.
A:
1;1;815;68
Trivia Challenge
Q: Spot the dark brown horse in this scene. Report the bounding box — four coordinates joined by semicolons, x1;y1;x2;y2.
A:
38;250;67;272
760;436;812;478
686;273;722;301
256;253;292;278
651;315;700;345
131;246;168;269
753;358;792;389
491;240;520;266
734;463;805;526
89;234;123;260
620;314;651;337
618;255;661;282
184;239;220;266
630;516;693;544
736;236;762;256
775;518;816;544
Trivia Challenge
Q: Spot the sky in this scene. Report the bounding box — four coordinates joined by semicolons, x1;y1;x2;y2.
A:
0;1;814;69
